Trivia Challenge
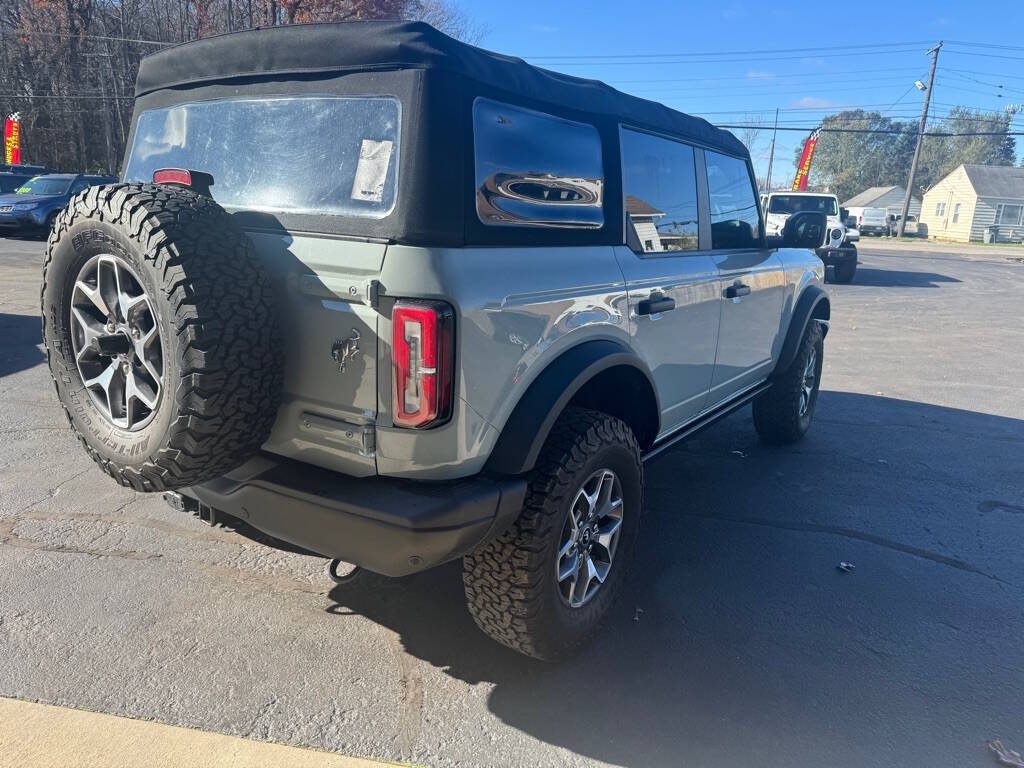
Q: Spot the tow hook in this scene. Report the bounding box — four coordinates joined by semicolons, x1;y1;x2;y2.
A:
328;558;363;584
162;491;218;526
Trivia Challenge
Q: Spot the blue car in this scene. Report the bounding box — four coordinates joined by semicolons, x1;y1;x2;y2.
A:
0;173;117;236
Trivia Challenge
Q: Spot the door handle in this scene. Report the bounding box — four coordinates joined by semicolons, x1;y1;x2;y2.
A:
638;292;675;315
725;283;751;299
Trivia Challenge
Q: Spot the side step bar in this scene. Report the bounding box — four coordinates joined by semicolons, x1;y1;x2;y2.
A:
642;381;772;463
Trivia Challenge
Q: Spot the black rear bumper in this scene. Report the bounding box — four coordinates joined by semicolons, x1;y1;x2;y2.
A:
184;454;526;577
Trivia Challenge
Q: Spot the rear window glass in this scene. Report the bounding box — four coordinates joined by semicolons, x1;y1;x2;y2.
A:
473;98;604;229
124;96;400;218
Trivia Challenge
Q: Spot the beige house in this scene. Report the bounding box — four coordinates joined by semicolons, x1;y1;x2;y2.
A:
919;164;1024;243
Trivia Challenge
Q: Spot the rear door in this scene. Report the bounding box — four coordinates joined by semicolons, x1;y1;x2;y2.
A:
614;127;721;434
702;150;785;405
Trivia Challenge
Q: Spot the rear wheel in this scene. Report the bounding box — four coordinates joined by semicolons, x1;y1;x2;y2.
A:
463;408;642;660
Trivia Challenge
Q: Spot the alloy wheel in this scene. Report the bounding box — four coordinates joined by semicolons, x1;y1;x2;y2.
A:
555;468;625;608
69;254;164;431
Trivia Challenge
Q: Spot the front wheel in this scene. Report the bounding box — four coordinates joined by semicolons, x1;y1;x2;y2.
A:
753;320;824;444
463;408;643;660
832;258;857;283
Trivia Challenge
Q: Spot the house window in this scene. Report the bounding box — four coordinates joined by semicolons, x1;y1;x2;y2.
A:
620;127;700;253
996;204;1024;226
935;201;946;217
952;203;961;224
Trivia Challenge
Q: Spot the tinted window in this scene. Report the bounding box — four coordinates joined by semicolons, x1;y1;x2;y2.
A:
125;97;401;218
705;152;761;249
767;194;838;216
474;98;603;228
70;178;91;194
620;128;699;253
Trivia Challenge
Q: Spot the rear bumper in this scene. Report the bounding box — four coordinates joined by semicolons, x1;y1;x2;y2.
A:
859;225;886;235
183;454;526;577
815;246;857;265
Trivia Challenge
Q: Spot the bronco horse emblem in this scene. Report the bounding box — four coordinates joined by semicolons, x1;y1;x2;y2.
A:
331;330;361;373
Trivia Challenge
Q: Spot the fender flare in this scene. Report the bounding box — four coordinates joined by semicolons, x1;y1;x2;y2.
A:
484;339;659;476
772;284;830;378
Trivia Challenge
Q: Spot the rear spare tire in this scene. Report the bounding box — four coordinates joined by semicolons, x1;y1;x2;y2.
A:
41;183;282;491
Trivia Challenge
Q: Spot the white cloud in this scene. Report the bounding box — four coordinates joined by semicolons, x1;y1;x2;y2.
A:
792;97;836;109
746;70;775;80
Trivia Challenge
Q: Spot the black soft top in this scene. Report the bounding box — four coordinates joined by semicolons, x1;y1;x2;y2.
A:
135;20;745;158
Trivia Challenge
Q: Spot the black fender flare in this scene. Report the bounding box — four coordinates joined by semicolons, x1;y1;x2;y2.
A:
772;284;830;378
484;339;659;476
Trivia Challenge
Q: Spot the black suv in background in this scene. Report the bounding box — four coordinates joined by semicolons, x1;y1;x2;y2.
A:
0;173;116;236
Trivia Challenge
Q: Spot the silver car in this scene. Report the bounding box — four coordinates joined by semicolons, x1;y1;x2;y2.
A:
41;21;831;660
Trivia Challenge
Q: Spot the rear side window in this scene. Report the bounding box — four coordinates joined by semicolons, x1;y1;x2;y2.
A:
473;98;604;229
124;96;401;218
620;128;699;253
705;151;761;249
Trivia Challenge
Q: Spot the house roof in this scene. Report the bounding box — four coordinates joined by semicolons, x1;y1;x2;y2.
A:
842;185;918;208
961;164;1024;198
625;195;664;217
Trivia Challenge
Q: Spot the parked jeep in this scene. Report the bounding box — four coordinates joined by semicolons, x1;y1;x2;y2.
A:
41;21;830;660
763;191;858;283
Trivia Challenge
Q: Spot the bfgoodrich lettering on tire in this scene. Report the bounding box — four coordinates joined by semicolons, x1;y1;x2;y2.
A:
463;408;643;660
41;183;283;492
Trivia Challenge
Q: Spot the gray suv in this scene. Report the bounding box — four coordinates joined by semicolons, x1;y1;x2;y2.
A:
41;21;830;660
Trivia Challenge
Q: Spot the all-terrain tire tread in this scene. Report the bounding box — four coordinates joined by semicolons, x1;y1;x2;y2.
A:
463;408;641;660
41;183;283;492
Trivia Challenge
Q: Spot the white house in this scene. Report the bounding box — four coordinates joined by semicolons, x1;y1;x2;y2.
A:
842;185;921;218
919;164;1024;243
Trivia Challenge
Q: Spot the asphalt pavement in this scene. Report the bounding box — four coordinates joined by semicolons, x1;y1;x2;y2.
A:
1;238;1022;767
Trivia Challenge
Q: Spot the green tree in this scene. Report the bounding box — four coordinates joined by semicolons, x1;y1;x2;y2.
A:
790;110;914;202
915;106;1019;192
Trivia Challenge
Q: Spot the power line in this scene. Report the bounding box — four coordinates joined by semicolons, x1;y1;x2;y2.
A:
530;48;928;68
714;124;1023;136
1;31;170;46
526;40;935;61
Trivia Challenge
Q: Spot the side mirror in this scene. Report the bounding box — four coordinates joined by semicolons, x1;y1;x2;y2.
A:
781;211;827;249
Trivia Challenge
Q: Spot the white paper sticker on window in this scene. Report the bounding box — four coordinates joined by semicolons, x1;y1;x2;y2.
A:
351;139;394;203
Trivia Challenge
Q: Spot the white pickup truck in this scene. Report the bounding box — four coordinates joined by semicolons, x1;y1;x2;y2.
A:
847;206;888;236
762;191;858;283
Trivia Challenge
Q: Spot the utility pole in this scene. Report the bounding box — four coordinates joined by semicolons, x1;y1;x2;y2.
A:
764;108;779;193
898;41;942;237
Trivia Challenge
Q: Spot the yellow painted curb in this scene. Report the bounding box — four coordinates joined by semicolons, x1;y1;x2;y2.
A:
0;697;411;768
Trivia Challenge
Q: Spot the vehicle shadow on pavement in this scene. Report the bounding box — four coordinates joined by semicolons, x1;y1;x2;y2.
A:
326;392;1024;767
849;267;961;288
0;312;44;377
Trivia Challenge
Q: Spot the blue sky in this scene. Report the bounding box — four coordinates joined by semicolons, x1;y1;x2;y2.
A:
470;0;1024;185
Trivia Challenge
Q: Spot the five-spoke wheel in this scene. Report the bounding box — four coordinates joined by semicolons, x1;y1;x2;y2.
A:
556;469;624;608
69;254;163;431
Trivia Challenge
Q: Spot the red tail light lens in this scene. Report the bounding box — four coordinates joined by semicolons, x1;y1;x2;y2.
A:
392;301;454;428
153;168;192;186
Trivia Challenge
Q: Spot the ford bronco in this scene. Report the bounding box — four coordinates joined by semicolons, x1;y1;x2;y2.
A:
41;21;831;660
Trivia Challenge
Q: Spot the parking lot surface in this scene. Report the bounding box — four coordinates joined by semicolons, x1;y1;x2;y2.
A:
1;238;1022;767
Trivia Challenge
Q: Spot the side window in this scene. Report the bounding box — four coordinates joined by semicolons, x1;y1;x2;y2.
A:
70;179;90;194
620;128;699;253
705;151;761;250
473;98;603;229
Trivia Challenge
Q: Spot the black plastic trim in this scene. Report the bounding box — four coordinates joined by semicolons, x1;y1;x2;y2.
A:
484;339;660;476
643;381;772;462
186;454;526;577
773;285;830;378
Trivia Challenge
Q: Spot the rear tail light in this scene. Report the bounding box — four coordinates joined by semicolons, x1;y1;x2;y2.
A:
858;215;863;224
392;300;454;428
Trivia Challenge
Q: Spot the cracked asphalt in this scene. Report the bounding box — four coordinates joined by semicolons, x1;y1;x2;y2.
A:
1;237;1023;767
